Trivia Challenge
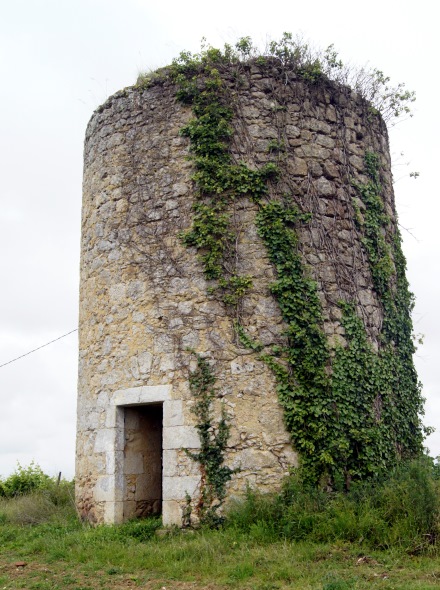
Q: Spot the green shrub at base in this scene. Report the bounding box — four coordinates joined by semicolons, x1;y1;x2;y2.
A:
0;461;52;497
0;462;76;525
226;458;440;552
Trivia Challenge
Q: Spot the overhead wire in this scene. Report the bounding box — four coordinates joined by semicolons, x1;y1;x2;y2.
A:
0;328;78;369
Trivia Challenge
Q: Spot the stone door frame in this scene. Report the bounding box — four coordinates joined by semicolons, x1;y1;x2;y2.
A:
93;385;200;525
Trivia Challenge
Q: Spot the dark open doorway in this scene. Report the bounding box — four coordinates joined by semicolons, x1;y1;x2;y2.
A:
123;404;163;520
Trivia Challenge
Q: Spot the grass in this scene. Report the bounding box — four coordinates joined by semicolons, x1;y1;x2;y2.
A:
1;460;439;589
1;521;440;589
226;459;440;553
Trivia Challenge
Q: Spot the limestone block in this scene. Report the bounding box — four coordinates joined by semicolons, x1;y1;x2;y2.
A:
104;500;124;524
94;429;116;453
77;409;100;431
316;134;335;149
115;426;125;452
163;400;184;427
230;448;276;472
248;124;262;138
100;370;119;387
241;105;260;119
94;475;116;502
288;157;308;176
323;162;339;179
298;144;330;159
349;154;364;171
308;161;323;177
160;355;175;371
162;499;184;526
97;391;110;407
181;331;200;348
162;449;200;477
308;118;331;134
177;301;193;315
127;280;145;300
109;284;126;302
358;289;376;307
162;450;178;477
325;105;337;122
344;116;355;129
111;384;171;406
163;425;200;450
106;449;123;476
129;357;141;379
279;443;298;467
105;406;124;429
172;182;189;195
286;124;300;137
163;475;200;501
316;177;335;197
132;311;145;322
230;358;255;375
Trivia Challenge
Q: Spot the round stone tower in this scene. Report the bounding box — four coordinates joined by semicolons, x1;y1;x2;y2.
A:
76;57;422;525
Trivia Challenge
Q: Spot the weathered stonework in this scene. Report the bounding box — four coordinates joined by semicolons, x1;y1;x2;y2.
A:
76;62;396;525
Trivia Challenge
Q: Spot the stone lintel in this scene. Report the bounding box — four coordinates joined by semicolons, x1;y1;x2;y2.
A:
111;384;172;406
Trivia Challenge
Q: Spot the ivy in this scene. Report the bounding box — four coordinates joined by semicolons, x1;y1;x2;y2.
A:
351;153;425;460
331;303;397;482
169;39;424;494
353;152;394;297
185;353;237;527
181;202;231;280
211;275;254;306
256;202;328;381
254;202;336;484
172;48;278;303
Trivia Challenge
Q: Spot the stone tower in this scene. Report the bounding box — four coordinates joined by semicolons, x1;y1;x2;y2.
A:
76;57;422;525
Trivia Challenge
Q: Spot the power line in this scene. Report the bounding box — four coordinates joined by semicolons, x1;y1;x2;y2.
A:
0;329;78;369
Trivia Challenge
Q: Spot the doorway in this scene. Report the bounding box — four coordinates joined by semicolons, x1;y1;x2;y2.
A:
123;404;163;519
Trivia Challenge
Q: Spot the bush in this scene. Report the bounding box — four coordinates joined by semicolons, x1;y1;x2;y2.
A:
0;461;52;497
226;458;440;552
0;462;76;525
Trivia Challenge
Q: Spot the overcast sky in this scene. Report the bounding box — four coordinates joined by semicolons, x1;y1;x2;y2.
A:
0;0;439;479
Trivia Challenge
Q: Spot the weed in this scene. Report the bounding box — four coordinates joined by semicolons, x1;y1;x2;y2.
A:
0;481;76;525
0;509;439;588
226;459;440;552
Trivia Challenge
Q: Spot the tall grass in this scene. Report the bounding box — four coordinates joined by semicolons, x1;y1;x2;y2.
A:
226;458;440;552
0;460;439;589
0;462;77;525
0;482;76;525
1;458;438;557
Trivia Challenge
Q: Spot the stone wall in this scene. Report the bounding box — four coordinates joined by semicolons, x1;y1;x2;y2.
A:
76;62;395;525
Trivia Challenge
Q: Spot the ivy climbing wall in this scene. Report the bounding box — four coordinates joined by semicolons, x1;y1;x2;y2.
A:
76;56;423;525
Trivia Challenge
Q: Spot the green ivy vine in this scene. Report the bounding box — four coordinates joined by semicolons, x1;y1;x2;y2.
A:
171;50;277;306
350;152;425;461
167;40;424;491
185;353;237;527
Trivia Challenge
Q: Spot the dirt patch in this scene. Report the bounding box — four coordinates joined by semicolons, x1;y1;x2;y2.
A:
0;561;224;589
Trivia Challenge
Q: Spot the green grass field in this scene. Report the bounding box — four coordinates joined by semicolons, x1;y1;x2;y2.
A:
1;461;439;589
1;517;440;590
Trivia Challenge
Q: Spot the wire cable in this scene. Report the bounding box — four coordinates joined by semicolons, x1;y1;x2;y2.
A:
0;329;78;369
